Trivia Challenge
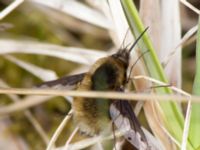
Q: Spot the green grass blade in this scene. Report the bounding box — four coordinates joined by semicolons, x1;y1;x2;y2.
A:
190;16;200;149
121;0;194;149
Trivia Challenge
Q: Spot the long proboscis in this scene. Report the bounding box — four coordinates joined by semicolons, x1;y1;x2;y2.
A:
128;27;149;53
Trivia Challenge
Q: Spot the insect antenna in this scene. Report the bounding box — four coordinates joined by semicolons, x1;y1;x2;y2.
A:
127;50;149;83
120;28;130;50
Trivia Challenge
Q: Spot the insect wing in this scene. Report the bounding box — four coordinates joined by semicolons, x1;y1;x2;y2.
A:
110;100;150;150
36;73;85;90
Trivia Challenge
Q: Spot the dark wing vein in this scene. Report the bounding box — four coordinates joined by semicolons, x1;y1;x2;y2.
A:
110;100;150;150
36;73;85;89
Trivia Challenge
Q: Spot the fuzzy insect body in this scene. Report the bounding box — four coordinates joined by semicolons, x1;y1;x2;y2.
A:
37;28;153;150
73;52;127;136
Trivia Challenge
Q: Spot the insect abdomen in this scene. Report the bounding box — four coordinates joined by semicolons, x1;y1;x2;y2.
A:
73;57;126;135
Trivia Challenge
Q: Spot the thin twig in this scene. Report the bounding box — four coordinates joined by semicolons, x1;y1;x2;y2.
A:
46;109;73;150
0;88;199;116
0;87;193;102
64;127;79;150
162;25;198;67
0;87;197;100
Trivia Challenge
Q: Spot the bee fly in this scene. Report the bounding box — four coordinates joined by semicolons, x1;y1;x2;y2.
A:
37;27;154;150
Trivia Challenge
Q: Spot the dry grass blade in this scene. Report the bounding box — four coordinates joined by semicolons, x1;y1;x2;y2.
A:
139;0;174;148
0;93;53;116
3;55;73;104
160;0;182;87
0;118;29;150
63;127;79;150
162;25;198;67
0;39;106;65
134;75;192;149
28;0;111;29
0;80;49;145
4;55;58;81
64;126;162;150
107;0;130;46
0;0;24;20
0;88;189;101
46;109;73;150
140;0;161;52
180;0;200;15
55;131;123;150
0;88;199;116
